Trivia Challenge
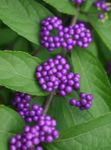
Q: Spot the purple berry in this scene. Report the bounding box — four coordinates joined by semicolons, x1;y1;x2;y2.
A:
12;92;31;119
9;114;59;150
36;146;43;150
12;93;44;123
94;0;111;21
40;16;93;52
69;92;94;110
72;0;85;5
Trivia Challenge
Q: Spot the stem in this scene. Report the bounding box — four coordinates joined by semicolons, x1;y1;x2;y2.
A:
70;15;78;26
43;91;55;114
70;7;80;26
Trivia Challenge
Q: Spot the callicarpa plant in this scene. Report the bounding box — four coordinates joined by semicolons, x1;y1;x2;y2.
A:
0;0;111;150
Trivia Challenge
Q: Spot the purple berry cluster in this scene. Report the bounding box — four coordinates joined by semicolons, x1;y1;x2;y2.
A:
70;92;93;110
12;92;31;119
61;24;92;50
37;115;59;143
40;16;63;52
40;16;93;52
72;0;85;5
25;104;43;123
58;72;80;96
12;92;43;122
36;55;80;96
10;92;59;150
95;0;111;20
10;116;59;150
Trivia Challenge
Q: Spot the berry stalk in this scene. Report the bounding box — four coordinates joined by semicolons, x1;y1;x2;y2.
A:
70;16;78;26
43;91;56;114
70;7;80;26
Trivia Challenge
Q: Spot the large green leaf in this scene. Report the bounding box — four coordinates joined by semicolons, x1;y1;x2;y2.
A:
44;49;111;150
48;94;95;131
48;96;76;131
0;0;52;44
83;42;98;58
71;49;111;116
47;50;111;132
88;15;111;51
0;105;25;150
45;112;111;150
43;0;77;15
0;51;46;96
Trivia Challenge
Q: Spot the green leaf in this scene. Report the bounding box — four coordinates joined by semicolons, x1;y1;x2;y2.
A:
45;112;111;150
46;48;111;148
43;0;77;15
0;0;52;45
46;88;92;131
48;96;81;131
13;37;29;51
0;51;47;96
82;0;95;12
78;14;88;22
94;31;111;64
30;96;45;106
47;49;111;133
0;28;18;46
83;42;98;58
71;49;111;116
0;105;24;150
37;47;61;60
88;15;111;51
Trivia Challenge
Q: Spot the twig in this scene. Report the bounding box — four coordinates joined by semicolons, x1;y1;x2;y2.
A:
43;91;55;114
70;15;78;26
70;7;80;26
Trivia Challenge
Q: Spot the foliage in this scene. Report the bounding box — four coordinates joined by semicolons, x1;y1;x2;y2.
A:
0;0;111;150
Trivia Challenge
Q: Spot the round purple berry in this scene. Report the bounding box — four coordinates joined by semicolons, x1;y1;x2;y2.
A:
69;92;94;110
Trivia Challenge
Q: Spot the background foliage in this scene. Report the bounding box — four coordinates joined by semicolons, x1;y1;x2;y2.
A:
0;0;111;150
